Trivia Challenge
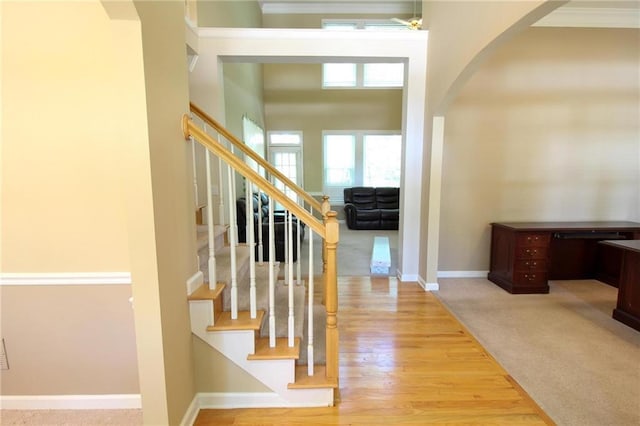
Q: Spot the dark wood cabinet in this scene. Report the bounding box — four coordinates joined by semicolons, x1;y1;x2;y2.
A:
601;240;640;332
488;226;550;294
488;222;640;295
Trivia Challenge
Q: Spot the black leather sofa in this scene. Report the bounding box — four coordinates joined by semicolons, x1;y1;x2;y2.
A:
343;187;400;230
236;193;304;262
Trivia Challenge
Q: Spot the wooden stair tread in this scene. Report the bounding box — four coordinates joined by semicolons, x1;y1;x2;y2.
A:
288;365;338;389
188;283;225;301
207;310;265;331
248;337;300;360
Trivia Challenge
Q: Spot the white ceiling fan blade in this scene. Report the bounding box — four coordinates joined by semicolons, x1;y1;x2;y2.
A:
391;17;422;30
391;17;411;26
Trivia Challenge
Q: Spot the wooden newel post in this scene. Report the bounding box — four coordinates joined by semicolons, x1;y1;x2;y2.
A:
324;210;339;382
321;195;331;273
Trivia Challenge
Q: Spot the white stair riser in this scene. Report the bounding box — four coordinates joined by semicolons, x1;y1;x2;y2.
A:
189;300;214;331
196;329;299;393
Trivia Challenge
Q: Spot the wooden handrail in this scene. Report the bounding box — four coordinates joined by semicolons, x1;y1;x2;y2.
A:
183;115;326;237
189;102;323;213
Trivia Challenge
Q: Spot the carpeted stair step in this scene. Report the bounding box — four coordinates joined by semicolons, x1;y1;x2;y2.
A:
297;303;326;366
199;244;250;288
196;224;227;251
221;261;280;313
259;281;306;341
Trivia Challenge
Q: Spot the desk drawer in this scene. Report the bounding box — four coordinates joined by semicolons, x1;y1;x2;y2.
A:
515;259;547;271
514;272;547;286
517;233;549;247
516;246;547;259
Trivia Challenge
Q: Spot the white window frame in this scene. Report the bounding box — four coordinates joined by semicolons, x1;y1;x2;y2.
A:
267;131;304;204
322;130;402;202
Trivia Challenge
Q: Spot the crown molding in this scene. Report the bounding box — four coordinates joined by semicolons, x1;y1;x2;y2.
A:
534;7;640;28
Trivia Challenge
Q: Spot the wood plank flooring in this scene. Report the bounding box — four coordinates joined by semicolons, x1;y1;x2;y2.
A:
195;277;554;425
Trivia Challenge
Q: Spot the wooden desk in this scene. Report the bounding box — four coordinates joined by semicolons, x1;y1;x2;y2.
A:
600;240;640;332
488;221;640;294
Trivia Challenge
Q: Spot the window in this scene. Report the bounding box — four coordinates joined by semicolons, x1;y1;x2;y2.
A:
268;132;303;204
324;134;355;186
242;116;265;176
323;131;402;201
363;134;402;187
322;20;406;89
363;63;404;87
322;63;357;87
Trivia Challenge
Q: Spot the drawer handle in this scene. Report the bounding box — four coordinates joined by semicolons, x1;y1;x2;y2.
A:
525;261;538;267
525;249;538;255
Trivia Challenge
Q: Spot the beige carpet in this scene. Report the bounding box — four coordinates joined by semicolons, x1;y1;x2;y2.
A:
0;409;142;425
436;278;640;426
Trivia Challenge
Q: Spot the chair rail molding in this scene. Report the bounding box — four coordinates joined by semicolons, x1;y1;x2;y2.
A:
0;272;132;286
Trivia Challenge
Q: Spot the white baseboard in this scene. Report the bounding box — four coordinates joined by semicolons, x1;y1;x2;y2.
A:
197;392;292;409
186;271;204;295
438;271;488;278
397;271;419;282
0;272;132;286
0;394;141;409
180;394;201;426
417;276;439;291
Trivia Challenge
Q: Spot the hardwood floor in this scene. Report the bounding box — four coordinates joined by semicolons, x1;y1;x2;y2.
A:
195;277;554;425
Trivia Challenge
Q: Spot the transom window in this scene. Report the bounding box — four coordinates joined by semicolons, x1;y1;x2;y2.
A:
322;20;406;89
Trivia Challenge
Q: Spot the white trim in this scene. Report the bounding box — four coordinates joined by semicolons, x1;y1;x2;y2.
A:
534;7;640;29
438;270;488;278
398;272;419;283
197;391;313;408
261;2;415;15
0;394;141;410
186;270;204;295
178;391;337;423
0;272;132;286
180;394;200;426
417;275;439;291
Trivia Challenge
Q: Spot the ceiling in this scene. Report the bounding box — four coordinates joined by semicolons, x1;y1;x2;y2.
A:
259;0;640;28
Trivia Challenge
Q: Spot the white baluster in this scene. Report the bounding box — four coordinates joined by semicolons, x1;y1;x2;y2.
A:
231;164;238;246
206;149;217;290
257;191;264;263
307;228;314;376
190;136;198;209
244;183;250;246
268;198;276;348
296;214;301;285
248;182;257;319
217;156;224;226
288;210;294;348
228;162;238;319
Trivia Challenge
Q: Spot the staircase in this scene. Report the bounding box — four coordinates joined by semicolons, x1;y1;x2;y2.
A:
183;106;339;408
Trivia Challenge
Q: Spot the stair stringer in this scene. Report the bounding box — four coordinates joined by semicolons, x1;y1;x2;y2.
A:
188;302;333;407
